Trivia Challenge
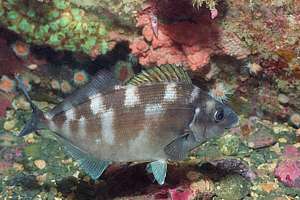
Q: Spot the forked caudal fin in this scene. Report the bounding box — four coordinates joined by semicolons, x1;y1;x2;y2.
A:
16;74;111;180
15;75;45;137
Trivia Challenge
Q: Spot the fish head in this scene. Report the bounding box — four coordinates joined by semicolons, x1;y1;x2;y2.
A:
189;94;239;142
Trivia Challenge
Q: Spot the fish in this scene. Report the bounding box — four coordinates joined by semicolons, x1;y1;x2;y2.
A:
16;65;239;185
150;13;159;38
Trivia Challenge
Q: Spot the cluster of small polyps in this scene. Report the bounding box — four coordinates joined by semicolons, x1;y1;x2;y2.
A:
49;69;90;94
0;0;112;56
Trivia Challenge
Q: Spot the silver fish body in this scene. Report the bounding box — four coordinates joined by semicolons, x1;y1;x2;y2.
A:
45;83;197;162
17;65;239;184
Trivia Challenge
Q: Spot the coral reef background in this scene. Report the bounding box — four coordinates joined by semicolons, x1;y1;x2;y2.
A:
0;0;300;199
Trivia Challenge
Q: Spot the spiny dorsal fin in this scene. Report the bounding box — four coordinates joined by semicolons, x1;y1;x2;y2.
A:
126;65;192;86
47;69;120;118
55;133;111;180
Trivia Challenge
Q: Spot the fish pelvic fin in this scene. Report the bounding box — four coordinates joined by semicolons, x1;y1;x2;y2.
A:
146;160;167;185
15;75;45;137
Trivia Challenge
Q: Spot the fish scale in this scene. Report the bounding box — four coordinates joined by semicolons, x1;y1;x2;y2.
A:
50;83;193;121
17;64;239;184
47;82;196;161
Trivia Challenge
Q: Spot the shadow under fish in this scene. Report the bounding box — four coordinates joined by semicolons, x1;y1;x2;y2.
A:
16;65;239;185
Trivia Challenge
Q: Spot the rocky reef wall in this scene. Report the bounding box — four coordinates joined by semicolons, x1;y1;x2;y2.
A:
0;0;300;199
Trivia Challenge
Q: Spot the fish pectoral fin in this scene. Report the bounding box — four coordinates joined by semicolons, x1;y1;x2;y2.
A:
146;160;167;185
56;134;111;180
164;132;198;160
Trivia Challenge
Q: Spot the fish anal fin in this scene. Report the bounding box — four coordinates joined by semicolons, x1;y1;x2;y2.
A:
58;134;111;180
79;158;111;180
126;65;192;86
146;160;167;185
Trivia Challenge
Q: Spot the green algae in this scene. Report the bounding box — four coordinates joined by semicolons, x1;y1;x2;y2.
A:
1;133;79;199
24;143;40;159
215;174;251;200
218;134;241;156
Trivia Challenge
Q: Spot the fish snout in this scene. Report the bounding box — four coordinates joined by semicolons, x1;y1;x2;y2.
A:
225;110;239;129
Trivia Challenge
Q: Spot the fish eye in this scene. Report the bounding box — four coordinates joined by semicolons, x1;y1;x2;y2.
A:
214;109;224;122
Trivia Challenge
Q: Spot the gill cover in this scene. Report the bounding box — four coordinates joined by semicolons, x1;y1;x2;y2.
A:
189;99;239;142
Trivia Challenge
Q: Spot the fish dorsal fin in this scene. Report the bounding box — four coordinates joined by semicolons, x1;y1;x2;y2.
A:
47;69;120;118
126;65;192;86
55;133;111;180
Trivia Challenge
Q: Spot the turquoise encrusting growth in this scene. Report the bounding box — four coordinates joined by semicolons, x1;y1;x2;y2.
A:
0;0;117;55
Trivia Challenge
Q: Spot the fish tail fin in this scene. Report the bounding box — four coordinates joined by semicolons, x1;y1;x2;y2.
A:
15;75;45;137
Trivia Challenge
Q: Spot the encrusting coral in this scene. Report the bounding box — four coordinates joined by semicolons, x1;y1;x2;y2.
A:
1;0;297;74
222;0;300;69
130;0;251;71
70;0;219;28
0;0;254;67
191;0;217;9
130;0;219;70
70;0;145;28
0;0;130;56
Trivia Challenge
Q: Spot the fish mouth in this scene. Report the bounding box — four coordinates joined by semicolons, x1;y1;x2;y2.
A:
226;112;240;129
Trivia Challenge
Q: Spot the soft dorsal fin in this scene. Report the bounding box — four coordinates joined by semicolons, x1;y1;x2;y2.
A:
47;69;120;118
126;65;192;86
55;133;111;180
